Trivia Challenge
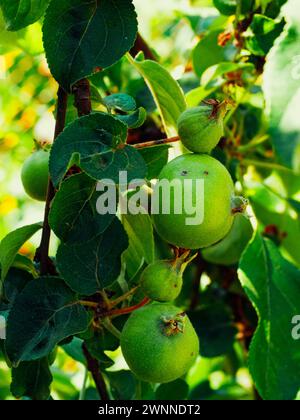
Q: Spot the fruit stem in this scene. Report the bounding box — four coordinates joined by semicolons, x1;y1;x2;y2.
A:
103;297;151;318
102;318;122;339
109;286;139;308
231;196;248;215
132;135;180;149
35;86;68;275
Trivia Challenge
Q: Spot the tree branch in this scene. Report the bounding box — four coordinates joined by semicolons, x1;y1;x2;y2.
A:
82;344;110;401
35;86;68;275
72;79;111;400
73;78;92;116
130;32;157;61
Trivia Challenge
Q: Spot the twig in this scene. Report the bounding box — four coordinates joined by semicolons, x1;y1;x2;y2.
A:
72;79;111;401
103;297;151;318
132;135;180;149
130;32;157;61
35;86;68;275
82;344;110;400
73;78;92;116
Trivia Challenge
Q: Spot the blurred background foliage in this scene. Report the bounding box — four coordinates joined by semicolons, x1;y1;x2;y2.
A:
0;0;299;400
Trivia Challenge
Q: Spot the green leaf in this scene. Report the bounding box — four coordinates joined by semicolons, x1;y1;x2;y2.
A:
155;379;189;400
238;233;300;400
186;62;254;106
188;304;237;358
3;268;33;307
127;55;186;136
43;0;138;91
106;370;136;400
192;30;236;77
49;173;115;244
56;218;128;295
11;254;38;278
139;144;170;180
263;0;300;169
103;93;136;112
245;14;285;56
0;0;49;31
6;277;89;364
11;358;52;400
0;223;42;284
117;107;147;129
49;112;146;187
61;337;86;365
122;213;154;278
246;177;300;266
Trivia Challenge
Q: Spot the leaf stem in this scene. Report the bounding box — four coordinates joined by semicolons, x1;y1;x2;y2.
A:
132;135;180;149
109;286;139;308
102;318;122;339
35;86;68;275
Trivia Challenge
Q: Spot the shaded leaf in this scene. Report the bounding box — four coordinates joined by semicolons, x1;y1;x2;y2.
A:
49;173;115;244
6;277;89;364
103;93;136;112
139;144;170;180
188;304;237;358
43;0;138;91
3;268;33;307
106;370;136;400
11;358;52;400
156;379;189;400
49;112;146;187
0;0;49;31
56;218;128;295
61;337;86;365
117;107;147;129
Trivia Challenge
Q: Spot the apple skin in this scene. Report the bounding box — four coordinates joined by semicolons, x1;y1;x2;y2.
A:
152;154;235;249
121;303;199;383
140;260;183;302
21;150;49;201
